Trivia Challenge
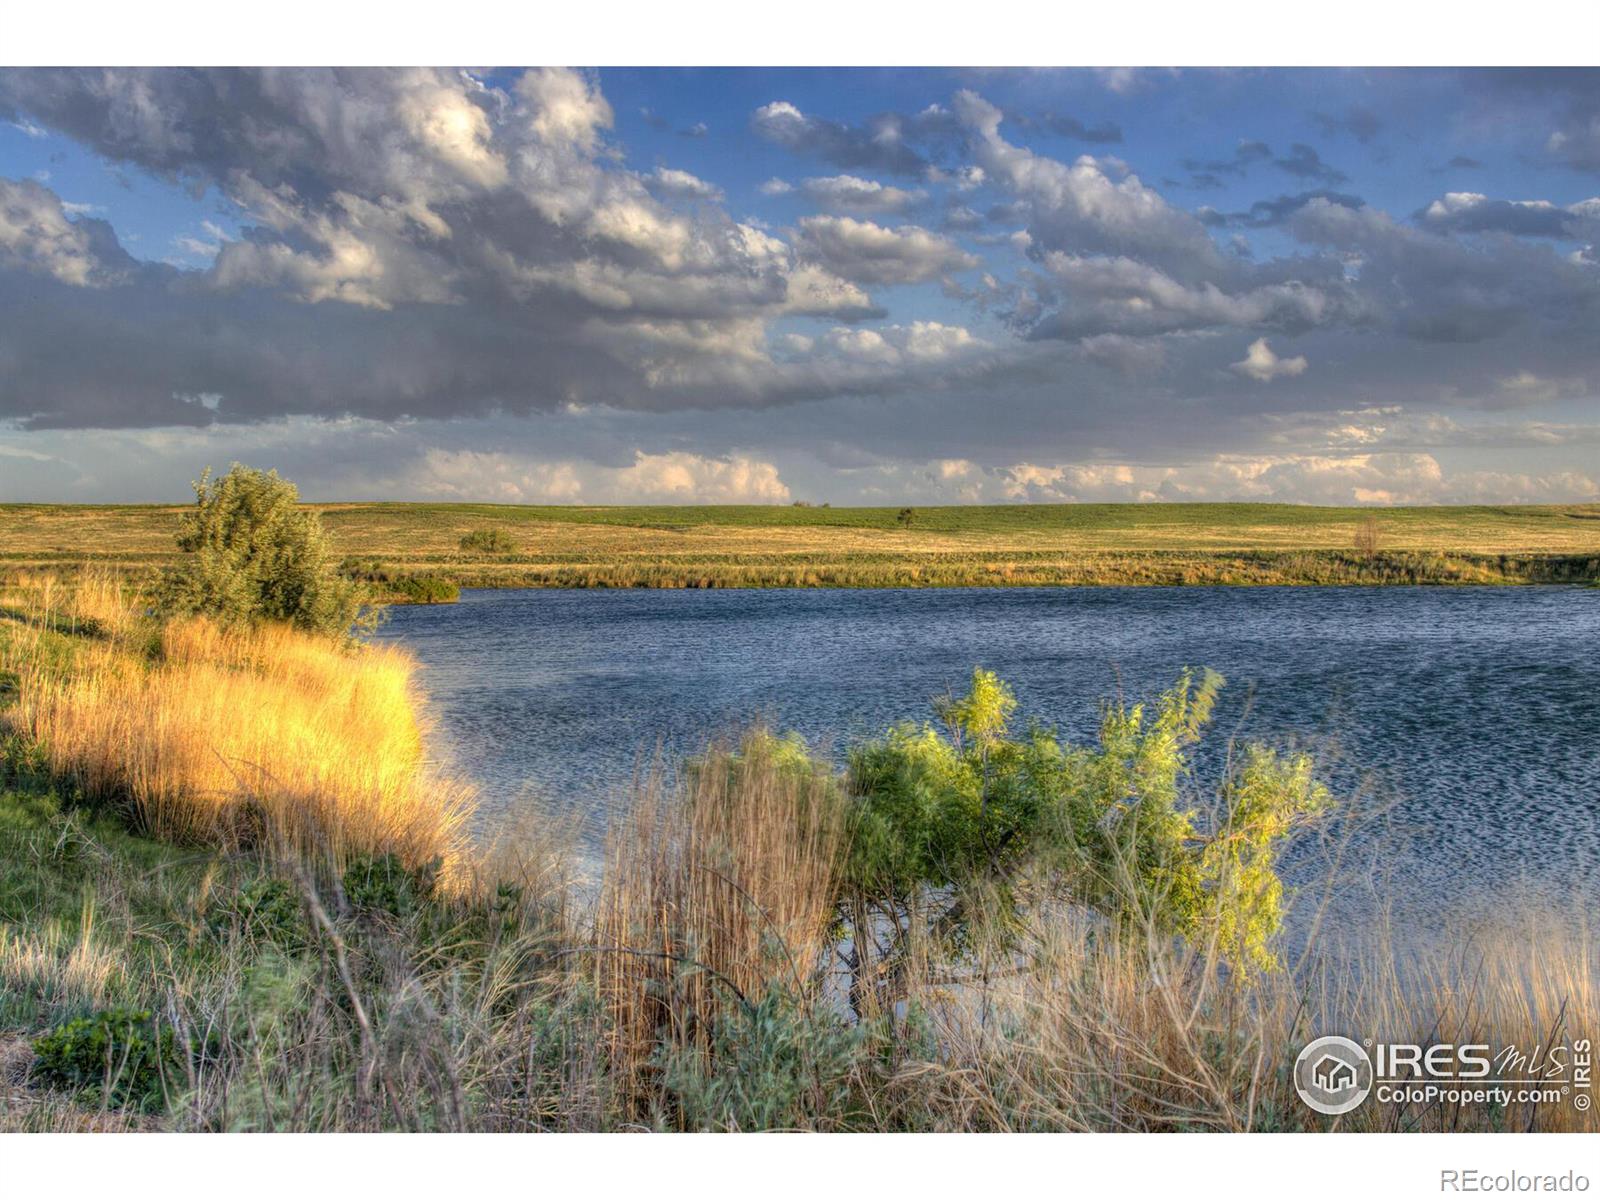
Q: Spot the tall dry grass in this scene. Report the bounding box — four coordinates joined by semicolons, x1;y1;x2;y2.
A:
0;570;470;870
890;904;1597;1132
593;735;849;1117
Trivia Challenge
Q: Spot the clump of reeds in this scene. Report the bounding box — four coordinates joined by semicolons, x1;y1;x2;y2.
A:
1;570;471;871
592;732;849;1119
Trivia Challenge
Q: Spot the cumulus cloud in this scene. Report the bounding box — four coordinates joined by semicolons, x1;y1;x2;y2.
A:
750;100;931;176
415;448;791;503
886;451;1599;507
953;88;1225;282
2;69;1599;507
0;67;986;428
1417;191;1600;239
647;166;723;201
794;215;978;285
1032;253;1348;340
1231;337;1308;382
796;174;925;213
0;176;131;285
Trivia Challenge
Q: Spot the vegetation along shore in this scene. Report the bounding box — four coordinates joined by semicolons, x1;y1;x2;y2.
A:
1;467;1594;1131
4;498;1599;599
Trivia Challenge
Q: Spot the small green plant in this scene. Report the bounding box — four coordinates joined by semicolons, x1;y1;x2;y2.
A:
459;529;516;554
32;1006;184;1111
212;876;309;951
342;853;440;918
654;988;866;1131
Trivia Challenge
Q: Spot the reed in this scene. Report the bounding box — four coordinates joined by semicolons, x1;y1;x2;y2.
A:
593;735;849;1118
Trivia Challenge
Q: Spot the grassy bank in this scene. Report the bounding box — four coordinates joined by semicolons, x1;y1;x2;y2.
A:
1;572;1595;1132
4;501;1598;592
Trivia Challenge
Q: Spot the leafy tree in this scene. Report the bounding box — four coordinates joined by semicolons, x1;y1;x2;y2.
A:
896;507;917;530
155;465;378;639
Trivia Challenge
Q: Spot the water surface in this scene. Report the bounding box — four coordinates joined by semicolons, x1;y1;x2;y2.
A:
379;587;1600;932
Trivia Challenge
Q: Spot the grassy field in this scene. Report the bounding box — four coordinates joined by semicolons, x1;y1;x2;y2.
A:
4;501;1599;592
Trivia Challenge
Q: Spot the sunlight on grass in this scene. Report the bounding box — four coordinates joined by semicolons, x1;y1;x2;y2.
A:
0;570;471;870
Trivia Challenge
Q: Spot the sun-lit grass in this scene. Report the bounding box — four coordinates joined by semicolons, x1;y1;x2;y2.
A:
0;570;471;870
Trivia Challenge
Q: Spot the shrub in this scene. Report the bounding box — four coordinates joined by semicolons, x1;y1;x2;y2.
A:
387;576;460;604
459;529;516;554
896;507;917;530
155;465;378;640
845;668;1329;979
32;1006;184;1111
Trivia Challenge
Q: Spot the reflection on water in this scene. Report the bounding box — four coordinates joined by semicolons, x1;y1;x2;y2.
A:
379;586;1600;934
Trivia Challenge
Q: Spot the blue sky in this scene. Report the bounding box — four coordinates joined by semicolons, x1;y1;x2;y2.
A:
1;67;1597;503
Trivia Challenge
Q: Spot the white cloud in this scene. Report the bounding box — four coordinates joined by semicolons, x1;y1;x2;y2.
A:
0;177;115;286
648;167;723;202
794;215;977;285
414;448;790;503
1230;337;1308;383
798;174;925;213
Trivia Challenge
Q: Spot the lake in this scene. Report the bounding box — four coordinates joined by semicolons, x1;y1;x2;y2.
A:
379;586;1600;936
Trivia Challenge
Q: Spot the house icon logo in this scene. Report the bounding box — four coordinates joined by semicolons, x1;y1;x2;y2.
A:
1294;1036;1374;1115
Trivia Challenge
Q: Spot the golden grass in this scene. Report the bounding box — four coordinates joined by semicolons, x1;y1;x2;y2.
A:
0;571;471;870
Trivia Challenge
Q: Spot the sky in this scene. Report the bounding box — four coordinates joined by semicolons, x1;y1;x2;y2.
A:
0;66;1598;505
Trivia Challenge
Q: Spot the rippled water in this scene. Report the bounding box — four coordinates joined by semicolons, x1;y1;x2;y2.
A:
379;587;1600;931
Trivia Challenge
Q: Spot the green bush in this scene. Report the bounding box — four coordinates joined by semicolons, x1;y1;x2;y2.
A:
155;464;378;640
459;529;516;554
32;1006;184;1111
845;668;1329;975
387;575;460;604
